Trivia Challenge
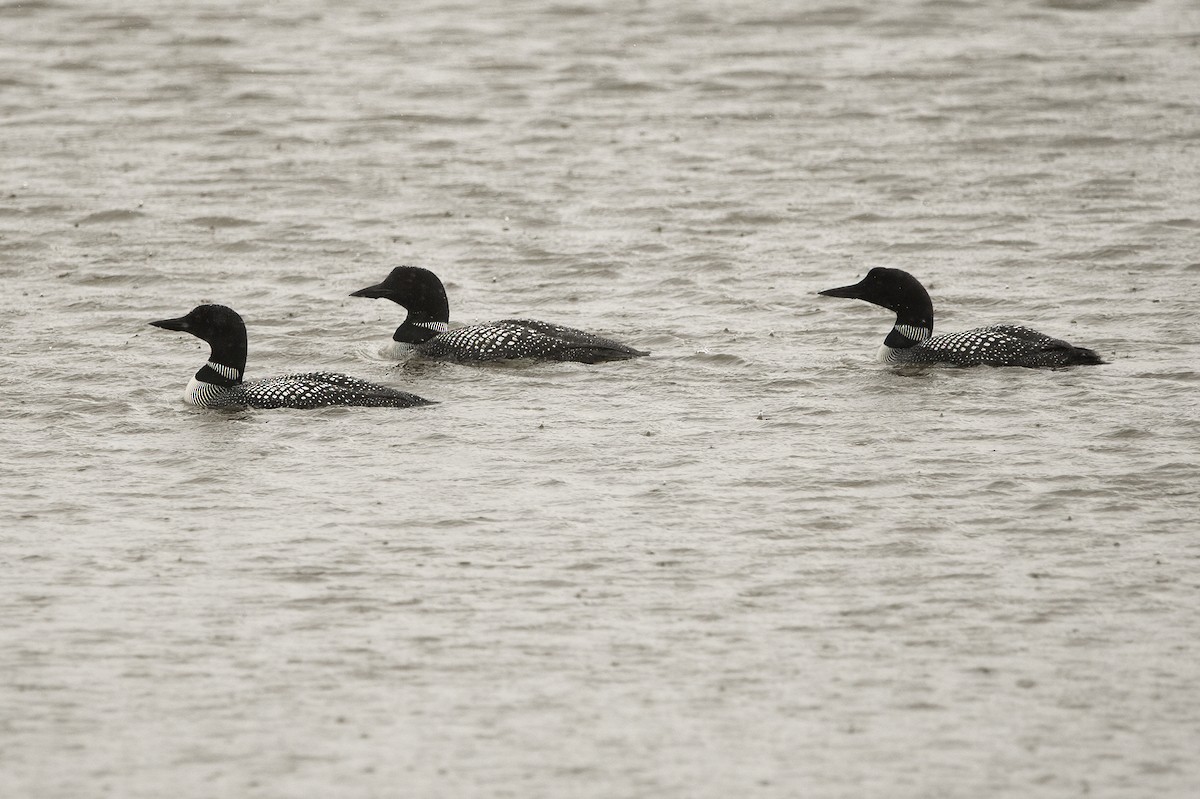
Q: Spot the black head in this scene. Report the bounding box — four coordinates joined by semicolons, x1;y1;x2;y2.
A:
350;266;451;323
150;304;248;375
151;303;245;342
818;267;934;329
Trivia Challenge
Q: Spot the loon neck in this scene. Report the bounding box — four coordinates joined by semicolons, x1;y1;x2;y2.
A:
392;274;451;344
394;315;450;344
889;282;935;336
201;324;247;385
195;358;243;388
883;285;935;349
884;322;933;350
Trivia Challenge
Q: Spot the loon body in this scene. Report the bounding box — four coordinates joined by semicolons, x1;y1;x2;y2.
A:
819;268;1104;368
150;304;434;409
350;266;649;364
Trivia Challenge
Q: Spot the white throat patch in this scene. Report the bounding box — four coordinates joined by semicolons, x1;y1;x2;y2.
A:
184;376;230;407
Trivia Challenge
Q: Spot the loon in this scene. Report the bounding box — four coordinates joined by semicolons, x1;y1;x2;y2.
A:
150;304;435;409
818;268;1104;368
350;266;649;364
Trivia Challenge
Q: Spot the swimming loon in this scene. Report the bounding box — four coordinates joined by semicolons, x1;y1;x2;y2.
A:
350;266;649;364
818;268;1104;368
150;304;434;409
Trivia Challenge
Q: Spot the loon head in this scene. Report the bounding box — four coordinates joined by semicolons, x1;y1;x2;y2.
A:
819;267;935;335
150;304;247;386
351;266;451;344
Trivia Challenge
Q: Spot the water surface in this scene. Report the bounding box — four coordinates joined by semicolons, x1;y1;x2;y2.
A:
2;0;1199;796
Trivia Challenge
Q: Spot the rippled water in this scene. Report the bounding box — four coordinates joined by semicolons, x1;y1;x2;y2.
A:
3;0;1200;796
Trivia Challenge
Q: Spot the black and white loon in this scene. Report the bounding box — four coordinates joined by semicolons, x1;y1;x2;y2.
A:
150;304;434;409
818;268;1104;368
350;266;649;364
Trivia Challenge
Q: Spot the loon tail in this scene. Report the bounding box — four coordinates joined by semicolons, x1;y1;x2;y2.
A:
558;344;650;364
1039;340;1105;367
1062;345;1105;366
990;325;1105;367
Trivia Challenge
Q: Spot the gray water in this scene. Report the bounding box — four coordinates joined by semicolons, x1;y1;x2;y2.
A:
3;0;1200;796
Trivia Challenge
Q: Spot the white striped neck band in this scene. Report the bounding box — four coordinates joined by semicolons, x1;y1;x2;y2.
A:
206;361;242;381
892;323;931;342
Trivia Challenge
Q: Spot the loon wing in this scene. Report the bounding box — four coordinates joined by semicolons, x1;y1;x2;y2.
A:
240;372;433;409
917;326;1103;368
988;325;1066;347
987;325;1106;366
425;320;647;363
494;319;649;362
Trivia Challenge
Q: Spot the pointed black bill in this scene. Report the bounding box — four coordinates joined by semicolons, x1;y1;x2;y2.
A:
818;280;866;299
150;315;190;332
349;283;389;299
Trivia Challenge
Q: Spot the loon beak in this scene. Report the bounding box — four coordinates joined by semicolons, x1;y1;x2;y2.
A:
818;280;866;299
150;315;190;332
349;282;390;299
